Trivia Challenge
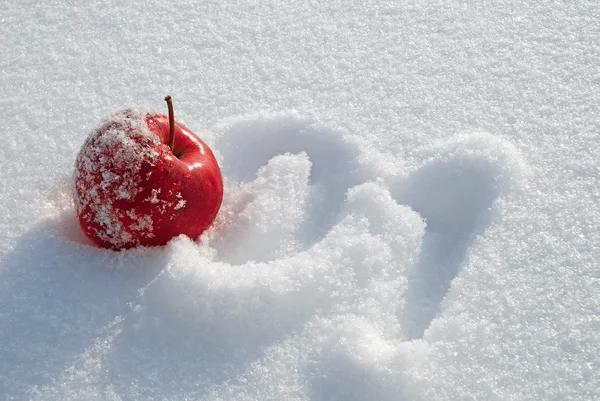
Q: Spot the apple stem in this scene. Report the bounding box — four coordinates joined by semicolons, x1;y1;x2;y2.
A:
164;95;175;152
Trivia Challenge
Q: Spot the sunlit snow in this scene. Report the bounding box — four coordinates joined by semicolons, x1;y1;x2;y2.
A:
1;1;598;400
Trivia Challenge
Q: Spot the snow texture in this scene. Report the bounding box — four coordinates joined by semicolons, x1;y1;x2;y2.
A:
1;1;599;400
74;107;161;247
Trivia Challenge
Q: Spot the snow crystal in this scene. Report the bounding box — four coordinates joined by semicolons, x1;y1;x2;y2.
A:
148;188;161;204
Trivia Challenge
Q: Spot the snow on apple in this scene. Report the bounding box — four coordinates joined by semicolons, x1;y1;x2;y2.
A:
74;98;223;250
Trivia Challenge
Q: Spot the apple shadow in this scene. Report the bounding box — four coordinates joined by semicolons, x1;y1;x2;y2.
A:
394;155;500;340
0;210;167;399
211;112;366;262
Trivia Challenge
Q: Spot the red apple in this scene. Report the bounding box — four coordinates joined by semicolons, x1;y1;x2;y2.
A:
73;96;223;250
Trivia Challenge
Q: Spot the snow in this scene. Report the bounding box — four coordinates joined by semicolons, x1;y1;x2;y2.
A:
74;107;161;248
1;1;599;400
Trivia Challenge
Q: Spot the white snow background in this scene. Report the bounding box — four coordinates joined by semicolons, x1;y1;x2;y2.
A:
1;1;598;400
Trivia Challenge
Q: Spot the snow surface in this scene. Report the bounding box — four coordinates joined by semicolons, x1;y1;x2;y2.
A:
1;1;599;400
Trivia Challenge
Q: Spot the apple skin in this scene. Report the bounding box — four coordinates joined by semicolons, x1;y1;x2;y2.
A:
74;107;223;250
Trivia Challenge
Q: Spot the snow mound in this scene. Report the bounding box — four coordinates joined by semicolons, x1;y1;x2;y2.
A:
0;110;531;400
